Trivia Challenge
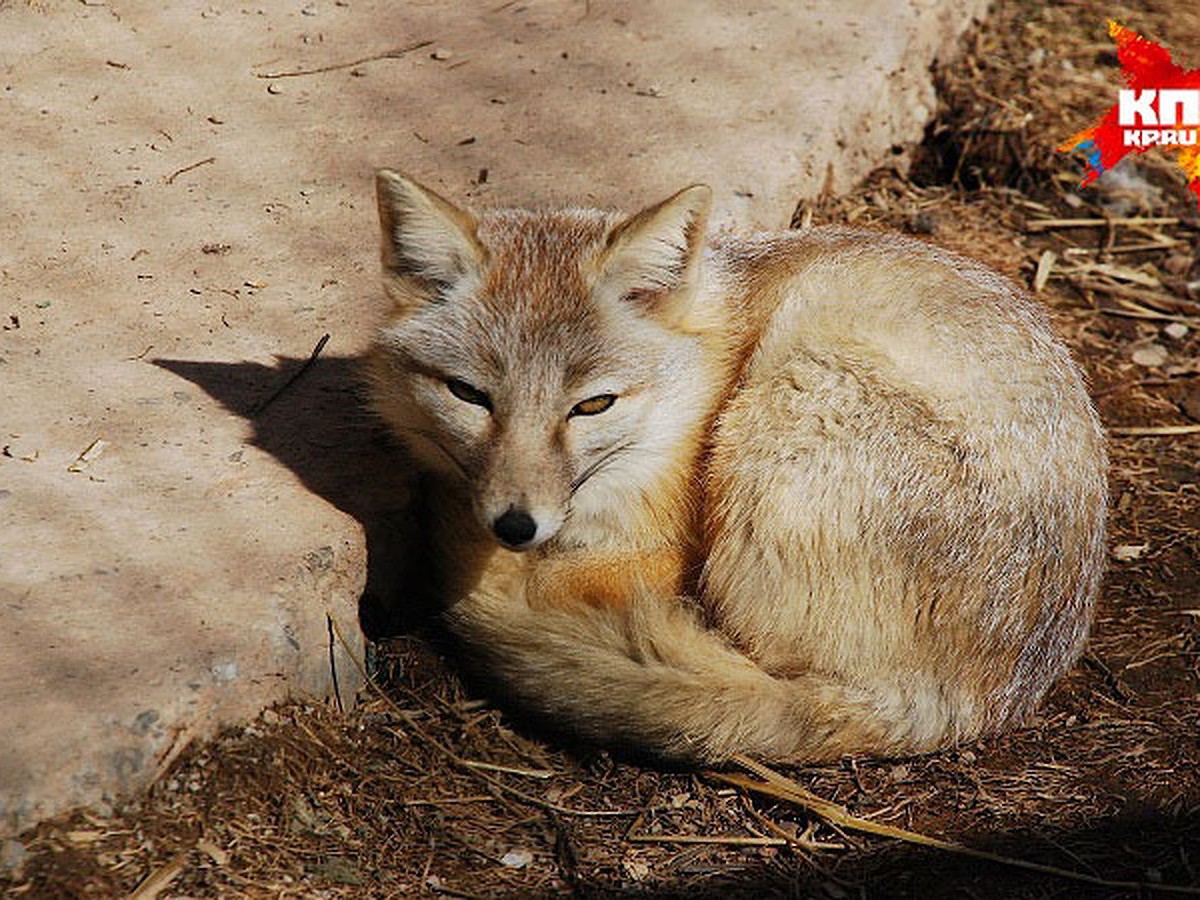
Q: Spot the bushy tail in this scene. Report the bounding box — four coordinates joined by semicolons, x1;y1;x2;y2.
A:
446;590;950;765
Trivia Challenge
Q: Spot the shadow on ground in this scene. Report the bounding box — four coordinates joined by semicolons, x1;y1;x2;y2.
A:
636;813;1200;898
157;354;436;641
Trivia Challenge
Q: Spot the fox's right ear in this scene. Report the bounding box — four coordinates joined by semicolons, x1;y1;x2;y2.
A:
595;184;712;329
375;170;486;312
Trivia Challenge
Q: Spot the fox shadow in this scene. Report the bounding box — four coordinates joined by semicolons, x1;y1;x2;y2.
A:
159;351;619;754
156;352;437;642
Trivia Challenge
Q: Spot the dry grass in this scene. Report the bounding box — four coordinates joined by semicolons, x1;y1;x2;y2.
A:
4;0;1199;896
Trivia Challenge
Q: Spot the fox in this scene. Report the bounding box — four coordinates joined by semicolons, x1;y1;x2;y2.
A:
366;169;1108;765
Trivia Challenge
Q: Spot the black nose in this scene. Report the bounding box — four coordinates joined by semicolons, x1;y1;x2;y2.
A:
492;507;538;547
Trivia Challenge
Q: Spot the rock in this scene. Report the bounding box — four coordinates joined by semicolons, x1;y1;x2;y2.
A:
1112;544;1149;562
500;848;533;868
1131;344;1169;367
622;858;651;882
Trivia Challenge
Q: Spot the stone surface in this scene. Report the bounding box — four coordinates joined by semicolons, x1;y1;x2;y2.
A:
0;0;986;836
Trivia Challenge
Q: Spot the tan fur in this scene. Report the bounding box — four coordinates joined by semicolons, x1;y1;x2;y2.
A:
367;170;1108;765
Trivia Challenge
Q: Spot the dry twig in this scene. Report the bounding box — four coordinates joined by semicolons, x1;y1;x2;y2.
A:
254;40;432;78
163;157;215;185
715;756;1200;896
253;332;330;414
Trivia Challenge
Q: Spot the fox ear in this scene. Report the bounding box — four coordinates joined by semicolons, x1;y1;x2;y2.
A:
596;184;712;326
375;169;486;311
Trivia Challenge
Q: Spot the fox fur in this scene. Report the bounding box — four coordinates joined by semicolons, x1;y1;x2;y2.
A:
366;170;1108;765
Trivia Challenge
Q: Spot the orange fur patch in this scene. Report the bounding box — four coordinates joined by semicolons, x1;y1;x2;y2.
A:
528;548;688;611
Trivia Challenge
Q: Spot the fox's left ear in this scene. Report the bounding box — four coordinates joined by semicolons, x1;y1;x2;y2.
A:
375;169;487;313
596;184;712;328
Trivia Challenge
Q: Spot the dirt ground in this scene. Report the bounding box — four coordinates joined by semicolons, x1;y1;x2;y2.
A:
4;0;1200;897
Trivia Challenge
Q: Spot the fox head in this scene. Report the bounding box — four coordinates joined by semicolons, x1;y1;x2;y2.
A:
368;171;719;551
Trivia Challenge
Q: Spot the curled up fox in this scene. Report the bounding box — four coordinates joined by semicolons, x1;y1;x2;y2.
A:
367;171;1108;765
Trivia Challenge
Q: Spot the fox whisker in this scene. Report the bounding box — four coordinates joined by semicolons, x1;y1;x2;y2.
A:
571;441;637;494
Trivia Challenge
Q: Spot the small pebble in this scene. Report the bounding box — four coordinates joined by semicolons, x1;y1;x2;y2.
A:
622;858;651;881
500;848;532;868
1112;543;1149;562
431;48;453;61
1131;343;1168;367
1164;322;1189;340
907;210;937;235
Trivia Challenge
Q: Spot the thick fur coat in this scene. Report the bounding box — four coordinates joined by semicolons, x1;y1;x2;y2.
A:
367;172;1108;764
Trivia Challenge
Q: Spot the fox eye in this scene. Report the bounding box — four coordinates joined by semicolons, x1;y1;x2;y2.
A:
445;378;492;411
569;394;617;418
